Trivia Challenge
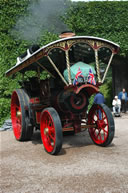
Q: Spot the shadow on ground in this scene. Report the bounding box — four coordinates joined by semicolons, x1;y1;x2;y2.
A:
31;129;93;149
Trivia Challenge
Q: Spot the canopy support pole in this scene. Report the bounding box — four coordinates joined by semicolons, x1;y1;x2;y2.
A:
95;49;101;83
22;73;24;81
36;61;55;78
37;66;40;83
102;52;114;83
47;55;68;86
65;50;72;85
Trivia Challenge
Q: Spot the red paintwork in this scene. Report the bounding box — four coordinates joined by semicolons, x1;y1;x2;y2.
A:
75;84;99;96
11;91;22;140
30;97;40;104
64;84;99;96
113;47;120;54
40;110;56;153
36;112;41;124
70;92;87;110
88;105;109;144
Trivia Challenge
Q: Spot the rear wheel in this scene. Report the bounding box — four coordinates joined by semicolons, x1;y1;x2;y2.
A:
40;107;63;155
88;104;115;146
11;89;33;141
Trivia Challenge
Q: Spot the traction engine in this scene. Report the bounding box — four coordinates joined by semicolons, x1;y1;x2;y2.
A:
6;33;120;155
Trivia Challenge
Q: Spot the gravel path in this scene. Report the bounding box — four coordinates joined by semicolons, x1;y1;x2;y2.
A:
1;114;128;193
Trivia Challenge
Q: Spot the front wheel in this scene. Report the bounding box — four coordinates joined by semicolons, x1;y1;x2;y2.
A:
40;107;63;155
88;104;115;146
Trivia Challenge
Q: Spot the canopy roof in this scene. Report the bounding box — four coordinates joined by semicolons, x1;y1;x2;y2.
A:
6;36;120;78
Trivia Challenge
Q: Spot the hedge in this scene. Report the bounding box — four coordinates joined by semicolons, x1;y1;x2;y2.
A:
0;0;128;125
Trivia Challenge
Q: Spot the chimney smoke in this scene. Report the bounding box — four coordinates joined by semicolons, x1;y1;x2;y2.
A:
11;0;72;42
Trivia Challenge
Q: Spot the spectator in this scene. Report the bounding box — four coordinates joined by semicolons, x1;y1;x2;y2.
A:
112;96;121;115
94;92;105;120
94;92;105;104
118;88;127;113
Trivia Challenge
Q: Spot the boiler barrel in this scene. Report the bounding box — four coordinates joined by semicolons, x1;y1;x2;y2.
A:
56;90;89;113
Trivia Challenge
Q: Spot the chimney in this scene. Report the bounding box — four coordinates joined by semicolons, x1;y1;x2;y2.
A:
59;31;75;38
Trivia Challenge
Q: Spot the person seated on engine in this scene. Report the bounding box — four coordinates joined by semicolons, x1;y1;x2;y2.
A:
112;96;121;116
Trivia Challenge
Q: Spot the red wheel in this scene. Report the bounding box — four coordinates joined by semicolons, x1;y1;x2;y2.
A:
40;107;63;155
11;89;33;141
88;104;115;146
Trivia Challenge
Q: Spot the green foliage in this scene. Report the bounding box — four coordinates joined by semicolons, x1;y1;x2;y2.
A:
88;94;95;112
63;1;128;57
0;1;128;125
39;31;58;45
100;79;113;107
0;98;11;126
63;1;128;107
0;0;29;126
0;0;58;126
88;79;113;112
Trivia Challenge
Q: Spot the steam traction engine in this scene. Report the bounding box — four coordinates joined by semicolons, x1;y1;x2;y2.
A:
6;33;120;155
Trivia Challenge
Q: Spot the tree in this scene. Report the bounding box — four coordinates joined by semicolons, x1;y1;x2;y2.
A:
63;1;128;57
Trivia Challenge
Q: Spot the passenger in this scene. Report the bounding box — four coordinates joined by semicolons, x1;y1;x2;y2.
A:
112;96;121;116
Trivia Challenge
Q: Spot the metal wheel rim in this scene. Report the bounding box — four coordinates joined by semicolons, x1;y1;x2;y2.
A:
88;105;109;144
11;92;22;140
40;111;56;153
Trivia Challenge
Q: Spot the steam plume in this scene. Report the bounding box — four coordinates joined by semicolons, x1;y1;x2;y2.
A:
12;0;72;42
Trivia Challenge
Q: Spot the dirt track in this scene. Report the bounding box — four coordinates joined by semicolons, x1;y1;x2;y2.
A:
1;114;128;193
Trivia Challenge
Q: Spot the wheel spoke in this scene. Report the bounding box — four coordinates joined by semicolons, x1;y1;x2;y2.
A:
92;117;96;122
98;132;101;140
49;134;55;142
104;129;108;133
46;135;52;146
49;129;55;139
15;103;20;109
40;108;62;155
96;130;101;138
88;104;114;145
102;115;107;121
41;111;55;152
